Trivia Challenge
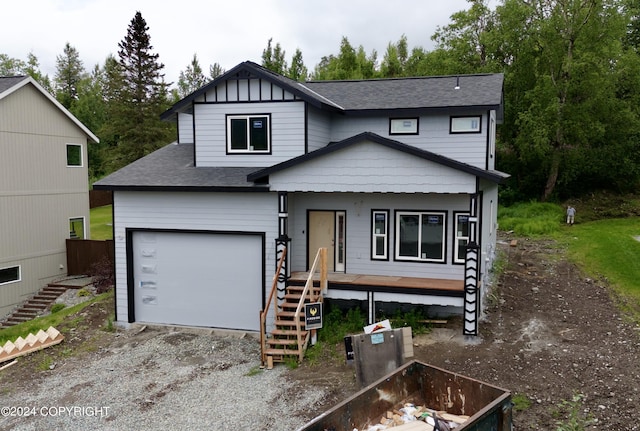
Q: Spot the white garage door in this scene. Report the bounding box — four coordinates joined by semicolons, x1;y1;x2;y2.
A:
131;231;263;331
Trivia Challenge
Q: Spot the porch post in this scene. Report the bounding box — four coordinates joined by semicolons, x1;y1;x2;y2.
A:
463;193;480;336
275;192;290;301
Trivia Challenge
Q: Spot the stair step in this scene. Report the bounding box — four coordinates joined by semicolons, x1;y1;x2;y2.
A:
264;347;302;356
22;303;45;310
42;286;67;293
27;299;52;305
267;338;300;347
12;311;38;318
270;329;307;337
33;294;59;301
6;316;31;323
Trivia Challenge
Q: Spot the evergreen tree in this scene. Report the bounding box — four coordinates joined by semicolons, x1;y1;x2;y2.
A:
54;42;86;109
177;53;208;97
209;62;225;79
108;11;174;170
261;38;287;74
287;48;308;81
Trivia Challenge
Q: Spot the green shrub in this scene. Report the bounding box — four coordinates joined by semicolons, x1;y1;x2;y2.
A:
50;303;66;313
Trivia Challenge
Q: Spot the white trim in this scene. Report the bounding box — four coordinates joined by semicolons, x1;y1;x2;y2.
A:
395;211;446;263
371;210;388;260
454;213;470;264
226;114;270;153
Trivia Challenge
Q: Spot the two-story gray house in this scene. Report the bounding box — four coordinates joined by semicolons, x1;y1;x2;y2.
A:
94;61;508;336
0;76;99;318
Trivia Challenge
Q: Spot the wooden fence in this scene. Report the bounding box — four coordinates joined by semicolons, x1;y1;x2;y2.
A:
66;239;115;276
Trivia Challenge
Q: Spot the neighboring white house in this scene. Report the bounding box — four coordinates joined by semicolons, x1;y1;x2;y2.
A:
0;76;99;318
94;61;508;335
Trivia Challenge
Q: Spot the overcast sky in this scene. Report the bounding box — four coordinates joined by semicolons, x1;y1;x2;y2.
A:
2;0;478;86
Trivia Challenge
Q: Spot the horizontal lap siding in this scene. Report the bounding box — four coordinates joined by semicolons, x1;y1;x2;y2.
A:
289;193;468;281
330;114;489;169
307;108;331;152
194;101;306;167
177;113;193;144
269;141;476;194
112;192;278;323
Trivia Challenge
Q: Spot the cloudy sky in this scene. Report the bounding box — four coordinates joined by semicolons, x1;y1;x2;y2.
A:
2;0;478;85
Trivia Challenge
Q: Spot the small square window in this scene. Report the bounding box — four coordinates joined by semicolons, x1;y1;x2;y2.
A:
450;116;482;134
66;144;83;166
389;118;419;135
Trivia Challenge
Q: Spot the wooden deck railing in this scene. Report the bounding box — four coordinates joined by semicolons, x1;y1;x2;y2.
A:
260;247;287;365
293;247;327;361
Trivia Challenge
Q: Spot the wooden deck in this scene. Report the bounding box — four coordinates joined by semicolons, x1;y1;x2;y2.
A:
289;272;464;296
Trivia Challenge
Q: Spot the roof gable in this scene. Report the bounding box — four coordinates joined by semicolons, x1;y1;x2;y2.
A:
162;62;504;121
248;132;509;185
0;76;99;143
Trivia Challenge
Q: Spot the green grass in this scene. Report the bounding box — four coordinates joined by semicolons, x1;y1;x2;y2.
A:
498;196;640;320
90;205;113;240
0;291;113;344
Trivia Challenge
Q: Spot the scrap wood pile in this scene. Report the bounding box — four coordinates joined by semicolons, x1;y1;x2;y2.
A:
361;403;469;431
0;326;64;364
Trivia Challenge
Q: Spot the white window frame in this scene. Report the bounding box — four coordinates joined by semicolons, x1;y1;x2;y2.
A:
371;210;389;260
395;211;446;263
226;114;271;153
0;265;21;285
66;143;83;167
454;213;470;264
69;216;86;239
450;115;482;134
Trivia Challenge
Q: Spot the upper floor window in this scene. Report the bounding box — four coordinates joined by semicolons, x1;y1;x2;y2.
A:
450;116;481;134
0;265;20;285
66;144;83;167
389;118;419;135
227;114;271;153
395;211;446;263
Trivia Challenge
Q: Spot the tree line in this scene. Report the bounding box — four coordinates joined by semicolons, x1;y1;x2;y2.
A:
2;1;640;202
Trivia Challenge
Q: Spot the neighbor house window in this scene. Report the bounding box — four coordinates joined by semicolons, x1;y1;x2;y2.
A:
0;265;20;285
371;210;389;260
66;144;83;166
454;213;470;264
450;116;481;134
395;211;446;262
227;114;270;153
69;217;85;239
389;118;419;135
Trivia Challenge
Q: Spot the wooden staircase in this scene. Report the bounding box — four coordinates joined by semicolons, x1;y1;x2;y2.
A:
260;247;327;367
1;285;68;328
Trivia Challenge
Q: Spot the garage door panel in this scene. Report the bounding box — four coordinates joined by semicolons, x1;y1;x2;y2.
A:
132;231;263;330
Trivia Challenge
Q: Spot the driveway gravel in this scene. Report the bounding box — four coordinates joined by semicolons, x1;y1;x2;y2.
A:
1;325;329;431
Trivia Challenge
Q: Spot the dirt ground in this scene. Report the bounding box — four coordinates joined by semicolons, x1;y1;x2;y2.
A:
3;234;640;430
290;235;640;430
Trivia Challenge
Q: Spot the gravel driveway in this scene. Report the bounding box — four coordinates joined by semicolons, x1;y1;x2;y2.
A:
1;325;329;431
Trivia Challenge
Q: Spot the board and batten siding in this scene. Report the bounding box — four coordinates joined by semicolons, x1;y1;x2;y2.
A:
330;113;490;169
193;101;306;167
288;192;469;281
111;191;279;324
1;83;91;317
268;140;477;194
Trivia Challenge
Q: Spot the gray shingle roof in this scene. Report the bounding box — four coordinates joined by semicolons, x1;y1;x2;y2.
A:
304;74;504;112
93;143;268;191
0;76;28;95
161;61;504;120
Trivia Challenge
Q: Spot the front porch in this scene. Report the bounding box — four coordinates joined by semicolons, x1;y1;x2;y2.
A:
289;272;464;297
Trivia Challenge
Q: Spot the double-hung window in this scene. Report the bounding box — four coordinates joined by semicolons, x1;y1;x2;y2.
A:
371;210;389;260
454;213;470;263
395;211;446;262
227;114;270;153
